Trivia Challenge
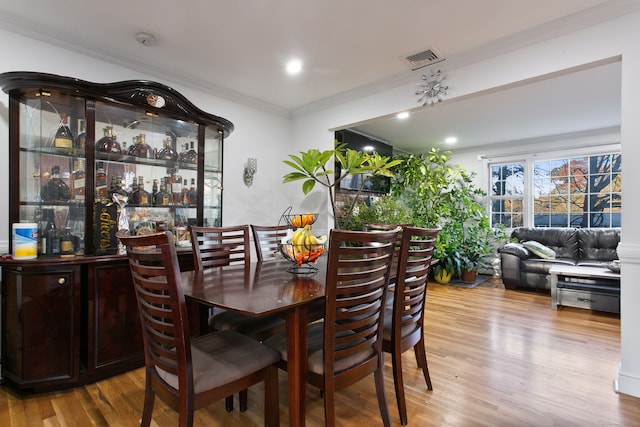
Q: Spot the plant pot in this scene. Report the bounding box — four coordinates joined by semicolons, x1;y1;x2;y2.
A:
461;269;477;284
433;269;453;284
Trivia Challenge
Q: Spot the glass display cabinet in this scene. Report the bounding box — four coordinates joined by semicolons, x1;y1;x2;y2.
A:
0;71;233;391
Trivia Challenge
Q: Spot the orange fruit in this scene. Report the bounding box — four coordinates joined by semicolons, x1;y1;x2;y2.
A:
302;213;314;227
290;215;302;227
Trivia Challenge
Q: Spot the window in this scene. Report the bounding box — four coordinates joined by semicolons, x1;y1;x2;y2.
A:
490;152;621;228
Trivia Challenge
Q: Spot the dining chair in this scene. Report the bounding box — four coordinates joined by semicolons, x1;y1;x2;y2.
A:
382;226;438;425
265;227;399;427
116;230;280;427
190;224;286;411
190;224;251;269
251;224;290;262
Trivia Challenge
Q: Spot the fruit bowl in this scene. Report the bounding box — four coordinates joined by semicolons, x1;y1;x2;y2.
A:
279;243;326;273
282;212;317;229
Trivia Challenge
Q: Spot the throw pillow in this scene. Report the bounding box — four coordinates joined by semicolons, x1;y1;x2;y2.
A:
522;240;556;259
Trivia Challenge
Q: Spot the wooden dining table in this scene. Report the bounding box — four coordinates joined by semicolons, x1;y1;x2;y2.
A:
180;257;328;427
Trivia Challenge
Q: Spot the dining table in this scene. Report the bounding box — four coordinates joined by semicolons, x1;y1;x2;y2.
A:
180;257;328;427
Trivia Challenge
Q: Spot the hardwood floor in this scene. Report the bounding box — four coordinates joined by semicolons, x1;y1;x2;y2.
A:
2;279;639;426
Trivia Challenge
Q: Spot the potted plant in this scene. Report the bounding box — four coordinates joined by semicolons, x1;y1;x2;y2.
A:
282;143;402;229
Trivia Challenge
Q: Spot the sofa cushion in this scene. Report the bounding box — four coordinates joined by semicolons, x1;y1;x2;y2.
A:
522;240;556;259
497;242;530;259
521;258;576;275
512;227;579;259
577;228;620;262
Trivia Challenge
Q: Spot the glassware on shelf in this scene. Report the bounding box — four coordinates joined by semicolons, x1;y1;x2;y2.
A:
96;126;122;154
156;136;178;161
41;165;71;201
54;112;74;150
128;133;153;159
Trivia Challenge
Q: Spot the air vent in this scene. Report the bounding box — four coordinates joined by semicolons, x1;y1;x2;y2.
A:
403;48;444;71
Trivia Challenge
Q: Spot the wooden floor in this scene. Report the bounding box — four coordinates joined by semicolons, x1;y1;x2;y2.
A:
2;278;639;426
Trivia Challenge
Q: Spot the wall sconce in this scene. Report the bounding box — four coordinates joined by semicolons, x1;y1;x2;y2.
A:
243;157;257;187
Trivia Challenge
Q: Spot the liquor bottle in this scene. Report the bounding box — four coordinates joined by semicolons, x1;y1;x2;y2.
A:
60;227;75;258
109;175;128;202
181;179;189;207
54;112;74;150
169;167;183;204
131;176;150;206
151;179;159;206
41;165;71;201
74;118;86;150
71;159;86;201
96;126;122;154
95;162;108;202
185;141;198;164
68;204;85;255
40;207;55;256
154;177;172;206
188;178;197;206
128;134;153;159
156;137;178;161
178;143;189;163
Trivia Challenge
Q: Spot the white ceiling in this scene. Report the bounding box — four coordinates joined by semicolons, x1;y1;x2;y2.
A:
0;0;636;152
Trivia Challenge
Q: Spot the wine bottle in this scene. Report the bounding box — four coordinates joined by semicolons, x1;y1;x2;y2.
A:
54;112;74;150
41;165;71;201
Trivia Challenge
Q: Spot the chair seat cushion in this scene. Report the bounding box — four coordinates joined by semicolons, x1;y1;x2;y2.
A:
382;307;420;342
264;322;373;375
156;330;280;393
209;310;286;341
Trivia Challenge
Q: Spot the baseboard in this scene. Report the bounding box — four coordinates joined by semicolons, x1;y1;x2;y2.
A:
616;363;640;398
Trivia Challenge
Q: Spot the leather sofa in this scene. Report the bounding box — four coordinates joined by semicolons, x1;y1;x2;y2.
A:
498;227;620;290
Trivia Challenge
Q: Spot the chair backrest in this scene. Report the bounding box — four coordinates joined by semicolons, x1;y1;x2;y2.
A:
251;224;290;262
323;228;399;377
363;223;412;255
116;230;193;395
391;226;438;341
190;225;251;270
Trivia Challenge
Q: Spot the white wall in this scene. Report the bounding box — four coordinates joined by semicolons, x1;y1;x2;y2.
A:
291;11;640;398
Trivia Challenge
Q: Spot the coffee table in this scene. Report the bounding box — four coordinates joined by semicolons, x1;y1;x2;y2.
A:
549;265;620;313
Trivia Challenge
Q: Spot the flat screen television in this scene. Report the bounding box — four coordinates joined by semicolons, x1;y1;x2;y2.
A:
335;129;392;194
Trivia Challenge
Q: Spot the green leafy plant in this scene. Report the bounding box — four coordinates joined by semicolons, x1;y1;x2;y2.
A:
282;143;402;229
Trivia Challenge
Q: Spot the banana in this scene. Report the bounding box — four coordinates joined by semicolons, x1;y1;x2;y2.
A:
292;228;305;246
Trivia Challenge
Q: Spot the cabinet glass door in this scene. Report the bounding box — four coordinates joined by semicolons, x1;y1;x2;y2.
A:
203;127;223;226
17;90;86;257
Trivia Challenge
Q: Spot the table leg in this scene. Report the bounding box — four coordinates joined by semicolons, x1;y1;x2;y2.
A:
286;305;308;427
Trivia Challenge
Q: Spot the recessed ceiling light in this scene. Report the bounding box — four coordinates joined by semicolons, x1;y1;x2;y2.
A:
396;111;410;119
285;59;303;75
363;145;374;152
445;136;457;144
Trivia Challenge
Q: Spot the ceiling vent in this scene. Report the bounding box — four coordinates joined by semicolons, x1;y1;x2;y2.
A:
403;48;444;71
